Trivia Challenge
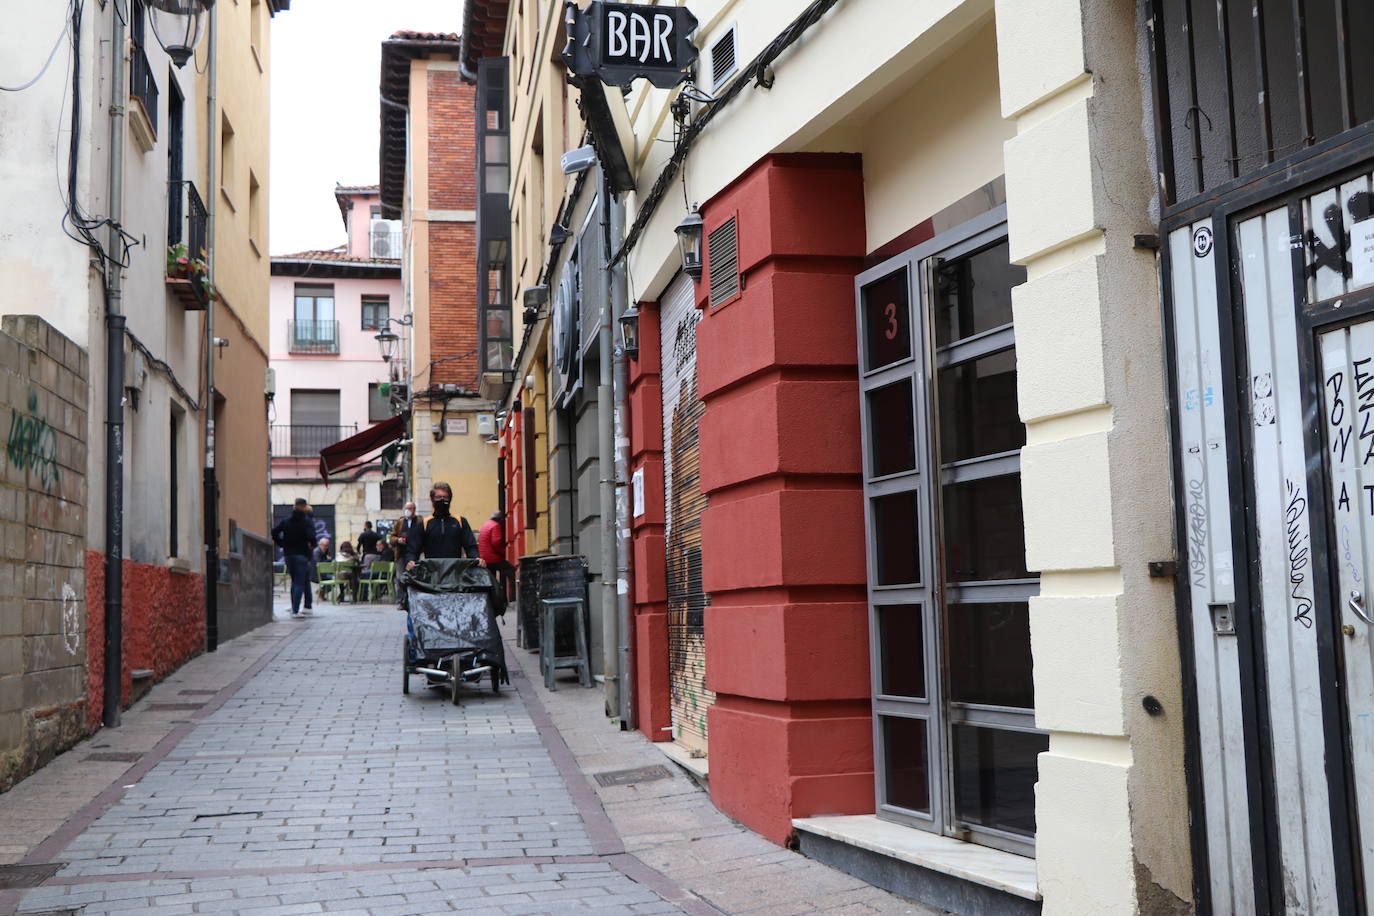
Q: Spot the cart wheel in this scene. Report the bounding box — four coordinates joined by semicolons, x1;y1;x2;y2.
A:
402;638;411;695
449;658;462;706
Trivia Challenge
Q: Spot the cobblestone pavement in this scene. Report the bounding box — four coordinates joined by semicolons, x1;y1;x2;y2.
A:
1;599;933;915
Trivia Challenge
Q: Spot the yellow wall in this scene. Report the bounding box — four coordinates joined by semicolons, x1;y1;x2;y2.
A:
196;0;274;541
859;22;1012;250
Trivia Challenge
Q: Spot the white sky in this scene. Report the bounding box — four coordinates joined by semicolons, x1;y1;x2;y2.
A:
269;0;461;255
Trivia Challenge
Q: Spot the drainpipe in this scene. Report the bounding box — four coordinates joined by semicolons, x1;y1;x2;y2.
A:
203;3;219;652
598;172;619;719
102;0;128;729
609;191;633;730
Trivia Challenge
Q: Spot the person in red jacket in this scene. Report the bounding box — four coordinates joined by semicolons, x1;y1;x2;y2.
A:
478;512;512;601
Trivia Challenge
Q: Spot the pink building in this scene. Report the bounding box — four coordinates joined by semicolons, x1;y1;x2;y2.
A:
268;186;406;545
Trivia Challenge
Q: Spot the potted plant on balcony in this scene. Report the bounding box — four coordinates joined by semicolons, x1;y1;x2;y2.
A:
165;242;215;309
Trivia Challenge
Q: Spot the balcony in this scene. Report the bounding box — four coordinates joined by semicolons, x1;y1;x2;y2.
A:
129;46;158;142
271;424;359;459
288;319;340;354
168;181;208;256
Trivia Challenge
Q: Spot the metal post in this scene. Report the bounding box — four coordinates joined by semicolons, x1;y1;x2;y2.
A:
598;174;619;719
609;190;633;730
102;0;129;730
203;2;219;651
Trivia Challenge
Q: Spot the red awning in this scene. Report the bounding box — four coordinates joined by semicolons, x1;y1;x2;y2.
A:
318;413;407;480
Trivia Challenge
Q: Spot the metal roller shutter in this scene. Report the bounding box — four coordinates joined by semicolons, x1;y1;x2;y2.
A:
659;273;712;754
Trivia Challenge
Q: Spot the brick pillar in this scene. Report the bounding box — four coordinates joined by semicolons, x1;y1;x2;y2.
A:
696;154;871;843
628;300;670;739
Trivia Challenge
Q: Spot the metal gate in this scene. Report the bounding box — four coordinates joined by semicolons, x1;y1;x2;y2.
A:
660;273;712;753
1166;157;1374;914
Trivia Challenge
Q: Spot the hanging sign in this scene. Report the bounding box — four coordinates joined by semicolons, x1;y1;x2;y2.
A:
563;1;699;89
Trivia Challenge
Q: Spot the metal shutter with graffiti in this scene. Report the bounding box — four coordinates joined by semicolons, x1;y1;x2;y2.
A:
659;273;712;754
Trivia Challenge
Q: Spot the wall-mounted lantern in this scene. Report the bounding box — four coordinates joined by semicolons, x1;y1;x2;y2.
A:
374;330;400;363
675;209;704;283
148;0;215;68
618;302;640;361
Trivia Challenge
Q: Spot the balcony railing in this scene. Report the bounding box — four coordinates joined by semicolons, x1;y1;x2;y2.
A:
168;181;207;256
271;424;358;459
130;46;158;136
288;319;340;354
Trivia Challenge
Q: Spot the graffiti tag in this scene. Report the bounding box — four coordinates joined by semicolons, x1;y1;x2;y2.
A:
5;392;60;490
61;582;79;655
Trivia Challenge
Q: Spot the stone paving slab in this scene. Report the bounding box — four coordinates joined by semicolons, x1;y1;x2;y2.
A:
0;595;936;915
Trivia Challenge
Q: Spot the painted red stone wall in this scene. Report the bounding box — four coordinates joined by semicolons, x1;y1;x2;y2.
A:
695;154;872;843
85;551;205;730
627;300;671;739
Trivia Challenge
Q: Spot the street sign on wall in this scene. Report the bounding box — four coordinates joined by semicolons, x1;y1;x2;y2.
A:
563;1;699;89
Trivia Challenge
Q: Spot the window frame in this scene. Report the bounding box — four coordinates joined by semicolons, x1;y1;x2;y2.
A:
361;295;390;331
855;206;1042;858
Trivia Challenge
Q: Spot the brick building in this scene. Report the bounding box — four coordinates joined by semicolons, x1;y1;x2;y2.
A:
378;33;498;523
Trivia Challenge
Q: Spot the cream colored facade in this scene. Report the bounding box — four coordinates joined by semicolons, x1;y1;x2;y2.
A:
199;0;276;550
483;0;1188;912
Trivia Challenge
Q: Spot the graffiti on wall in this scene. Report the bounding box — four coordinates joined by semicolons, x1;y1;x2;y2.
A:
6;390;60;490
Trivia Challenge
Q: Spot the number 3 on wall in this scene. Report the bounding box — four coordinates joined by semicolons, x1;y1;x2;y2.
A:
884;302;900;340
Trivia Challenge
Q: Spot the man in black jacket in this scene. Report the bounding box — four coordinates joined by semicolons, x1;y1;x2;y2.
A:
405;482;482;568
272;498;317;616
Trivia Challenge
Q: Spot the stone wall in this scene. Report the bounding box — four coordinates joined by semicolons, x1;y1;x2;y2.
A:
218;529;272;643
0;316;89;793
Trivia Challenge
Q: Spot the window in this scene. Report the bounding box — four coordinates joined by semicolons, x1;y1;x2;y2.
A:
361;296;389;331
289;389;341;457
166;76;185;247
367;383;391;423
128;0;158;138
250;0;263;58
220;113;236;206
380;479;405;511
291;285;337;354
857;212;1041;857
169;405;181;558
248;170;261;252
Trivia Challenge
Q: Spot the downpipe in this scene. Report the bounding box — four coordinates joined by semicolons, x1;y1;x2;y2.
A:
598;174;619;720
609;192;633;730
203;3;219;652
102;0;128;729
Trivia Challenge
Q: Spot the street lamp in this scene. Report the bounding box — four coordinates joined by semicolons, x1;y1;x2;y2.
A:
675;209;704;283
373;314;413;363
618;302;640;361
147;0;214;68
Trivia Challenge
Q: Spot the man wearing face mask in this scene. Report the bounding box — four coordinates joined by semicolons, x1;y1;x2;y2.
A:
391;501;422;560
406;482;482;569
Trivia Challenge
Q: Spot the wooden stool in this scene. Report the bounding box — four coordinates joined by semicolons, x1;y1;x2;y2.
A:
540;596;592;689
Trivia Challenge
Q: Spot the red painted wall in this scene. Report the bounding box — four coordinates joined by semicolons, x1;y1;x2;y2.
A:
694;153;872;844
628;299;671;739
85;551;205;730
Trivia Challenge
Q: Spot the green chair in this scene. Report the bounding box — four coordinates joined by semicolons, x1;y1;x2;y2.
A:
362;561;394;603
316;562;342;602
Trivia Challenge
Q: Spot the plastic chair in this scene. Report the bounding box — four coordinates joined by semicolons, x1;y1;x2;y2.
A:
316;562;342;602
363;561;394;603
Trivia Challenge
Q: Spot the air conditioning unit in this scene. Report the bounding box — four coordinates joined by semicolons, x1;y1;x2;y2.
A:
476;413;495;435
370;232;394;259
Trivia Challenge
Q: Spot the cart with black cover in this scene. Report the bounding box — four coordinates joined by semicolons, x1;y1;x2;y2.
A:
400;558;508;704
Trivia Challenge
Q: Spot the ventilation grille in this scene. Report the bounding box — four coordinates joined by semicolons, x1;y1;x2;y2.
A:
709;27;737;90
707;217;739;307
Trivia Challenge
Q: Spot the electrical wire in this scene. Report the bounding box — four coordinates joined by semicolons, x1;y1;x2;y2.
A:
611;0;842;267
0;12;69;91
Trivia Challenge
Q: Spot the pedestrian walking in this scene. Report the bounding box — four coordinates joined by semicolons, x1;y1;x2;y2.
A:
478;511;513;602
405;482;481;567
271;498;317;616
391;501;423;608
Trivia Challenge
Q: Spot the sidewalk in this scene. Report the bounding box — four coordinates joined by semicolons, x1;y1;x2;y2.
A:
0;597;933;915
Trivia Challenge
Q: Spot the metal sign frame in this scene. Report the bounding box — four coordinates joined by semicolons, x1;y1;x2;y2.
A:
563;0;699;89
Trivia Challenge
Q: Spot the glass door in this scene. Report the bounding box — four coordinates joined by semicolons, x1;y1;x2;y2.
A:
856;207;1043;856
